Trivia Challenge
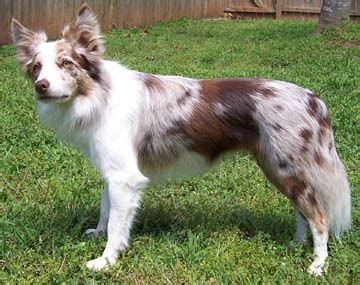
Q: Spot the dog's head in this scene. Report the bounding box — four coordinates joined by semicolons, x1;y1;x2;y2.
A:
11;4;104;103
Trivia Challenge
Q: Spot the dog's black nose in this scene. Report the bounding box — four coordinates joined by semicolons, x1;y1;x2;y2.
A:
35;79;50;94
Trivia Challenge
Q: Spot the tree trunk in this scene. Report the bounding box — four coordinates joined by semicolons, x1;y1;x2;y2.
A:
316;0;351;34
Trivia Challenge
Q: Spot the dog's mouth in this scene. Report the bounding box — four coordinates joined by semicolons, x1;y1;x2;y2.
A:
39;95;69;100
37;94;70;102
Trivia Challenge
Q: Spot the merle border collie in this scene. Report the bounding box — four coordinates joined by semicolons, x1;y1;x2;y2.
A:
11;4;351;275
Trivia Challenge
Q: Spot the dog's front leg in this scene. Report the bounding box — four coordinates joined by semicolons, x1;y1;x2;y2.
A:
84;182;109;237
86;172;148;270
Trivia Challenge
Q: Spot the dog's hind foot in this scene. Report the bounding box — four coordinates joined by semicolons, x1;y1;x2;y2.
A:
289;237;307;247
307;259;327;276
84;227;106;237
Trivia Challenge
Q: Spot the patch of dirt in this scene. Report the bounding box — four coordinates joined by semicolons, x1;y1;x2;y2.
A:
343;41;358;48
330;40;358;48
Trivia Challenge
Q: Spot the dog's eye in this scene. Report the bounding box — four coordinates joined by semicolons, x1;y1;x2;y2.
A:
33;63;41;74
62;60;73;68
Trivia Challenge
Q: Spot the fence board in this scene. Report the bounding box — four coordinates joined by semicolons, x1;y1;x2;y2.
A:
225;0;360;21
1;0;359;45
0;0;226;45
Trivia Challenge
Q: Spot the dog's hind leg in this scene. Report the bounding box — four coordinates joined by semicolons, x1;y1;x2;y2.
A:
290;209;308;246
307;215;329;276
254;149;330;276
85;182;109;237
290;187;329;276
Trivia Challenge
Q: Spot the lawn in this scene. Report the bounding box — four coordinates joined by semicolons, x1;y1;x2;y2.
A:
0;18;359;284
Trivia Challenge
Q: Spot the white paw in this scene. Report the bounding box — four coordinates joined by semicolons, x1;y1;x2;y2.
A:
307;261;326;276
86;256;116;271
84;228;106;237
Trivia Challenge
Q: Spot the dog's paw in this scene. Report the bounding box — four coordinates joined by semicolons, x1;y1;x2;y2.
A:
289;239;307;247
84;228;106;237
86;256;116;271
307;261;326;276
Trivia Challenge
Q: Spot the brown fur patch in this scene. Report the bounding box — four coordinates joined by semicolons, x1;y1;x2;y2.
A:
328;141;333;152
317;128;326;146
77;71;93;95
282;175;306;202
298;169;306;180
306;93;332;130
307;192;317;206
177;90;192;106
314;215;327;234
307;96;318;117
165;120;187;137
142;74;165;93
314;151;324;167
317;115;331;129
300;129;313;143
281;175;326;232
261;87;278;98
301;145;309;153
185;79;261;161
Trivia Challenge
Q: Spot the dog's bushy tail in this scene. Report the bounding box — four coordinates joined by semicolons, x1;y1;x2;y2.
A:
328;155;351;239
310;99;351;239
316;148;351;239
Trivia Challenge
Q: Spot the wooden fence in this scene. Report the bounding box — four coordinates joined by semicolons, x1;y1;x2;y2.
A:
0;0;227;45
1;0;359;45
225;0;360;21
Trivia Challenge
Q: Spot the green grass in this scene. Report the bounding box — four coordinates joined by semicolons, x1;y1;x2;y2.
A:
1;18;359;284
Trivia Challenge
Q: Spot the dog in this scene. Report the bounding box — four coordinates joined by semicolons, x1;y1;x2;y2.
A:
11;4;351;275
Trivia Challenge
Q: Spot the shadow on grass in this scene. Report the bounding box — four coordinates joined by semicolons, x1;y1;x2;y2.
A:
47;192;295;246
132;203;294;245
3;192;294;255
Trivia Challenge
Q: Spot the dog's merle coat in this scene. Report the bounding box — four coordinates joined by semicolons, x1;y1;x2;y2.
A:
11;4;351;275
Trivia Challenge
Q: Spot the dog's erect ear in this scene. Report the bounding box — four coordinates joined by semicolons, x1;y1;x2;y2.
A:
11;18;47;68
62;4;104;63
